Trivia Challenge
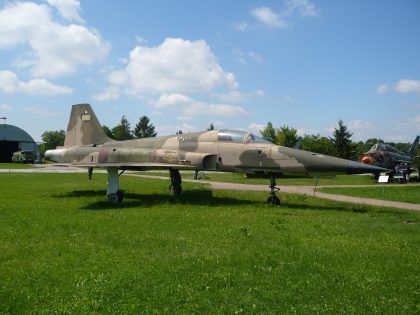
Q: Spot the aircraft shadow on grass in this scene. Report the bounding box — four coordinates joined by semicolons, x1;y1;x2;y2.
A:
55;189;372;214
54;189;261;210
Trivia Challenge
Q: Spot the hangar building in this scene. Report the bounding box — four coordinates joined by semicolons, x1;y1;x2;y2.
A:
0;124;40;163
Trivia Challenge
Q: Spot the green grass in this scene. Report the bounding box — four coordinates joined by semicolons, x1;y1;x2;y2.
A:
0;163;33;169
1;173;420;314
142;170;377;186
319;186;420;204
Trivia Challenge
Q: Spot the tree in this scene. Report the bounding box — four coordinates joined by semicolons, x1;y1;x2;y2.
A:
112;116;133;140
276;125;299;148
133;116;157;138
102;125;114;139
260;122;276;143
301;134;335;155
261;122;299;147
207;123;215;131
331;120;356;159
41;130;66;155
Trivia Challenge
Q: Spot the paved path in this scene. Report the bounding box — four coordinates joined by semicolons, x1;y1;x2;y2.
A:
129;174;420;211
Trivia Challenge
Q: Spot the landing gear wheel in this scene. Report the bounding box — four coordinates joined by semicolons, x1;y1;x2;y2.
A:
267;195;280;205
267;176;281;206
168;184;182;196
169;169;182;196
108;191;123;205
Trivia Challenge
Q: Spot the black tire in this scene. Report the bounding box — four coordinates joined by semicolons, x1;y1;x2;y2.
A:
108;191;123;204
169;184;182;196
267;195;280;206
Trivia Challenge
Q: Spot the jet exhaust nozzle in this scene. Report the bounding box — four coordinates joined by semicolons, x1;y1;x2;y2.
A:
45;148;68;163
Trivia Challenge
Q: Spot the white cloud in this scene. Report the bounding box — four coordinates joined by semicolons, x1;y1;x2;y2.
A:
394;79;420;95
296;127;318;136
0;70;73;95
155;93;193;108
92;86;120;101
250;1;319;29
0;1;109;78
255;89;265;96
251;7;288;29
234;48;264;64
105;38;237;97
348;120;379;131
376;84;388;95
248;52;264;64
46;0;84;23
23;106;61;117
233;48;247;64
286;0;319;17
135;35;147;44
154;93;248;117
204;104;248;117
215;91;246;103
0;104;12;111
215;89;265;103
176;123;198;133
248;123;265;134
234;21;250;31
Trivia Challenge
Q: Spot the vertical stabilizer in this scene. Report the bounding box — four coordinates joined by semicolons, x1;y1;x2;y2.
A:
408;135;419;156
64;104;112;147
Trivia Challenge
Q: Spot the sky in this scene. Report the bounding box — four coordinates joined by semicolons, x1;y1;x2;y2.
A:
0;0;419;143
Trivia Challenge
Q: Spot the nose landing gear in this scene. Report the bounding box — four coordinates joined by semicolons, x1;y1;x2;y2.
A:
267;176;280;205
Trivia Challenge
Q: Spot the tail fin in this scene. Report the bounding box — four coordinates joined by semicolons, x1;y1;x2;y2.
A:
408;135;419;156
64;103;112;147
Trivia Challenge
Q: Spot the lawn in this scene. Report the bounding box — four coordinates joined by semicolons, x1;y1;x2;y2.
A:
319;186;420;204
0;163;33;169
141;170;377;186
1;173;419;314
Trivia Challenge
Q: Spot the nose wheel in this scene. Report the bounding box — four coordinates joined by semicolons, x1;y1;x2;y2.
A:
267;176;280;205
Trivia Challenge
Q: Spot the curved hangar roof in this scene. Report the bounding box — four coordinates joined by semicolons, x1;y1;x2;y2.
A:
0;124;36;142
0;124;39;163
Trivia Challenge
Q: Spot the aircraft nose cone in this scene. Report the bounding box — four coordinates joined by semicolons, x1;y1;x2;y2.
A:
345;160;388;174
290;149;389;174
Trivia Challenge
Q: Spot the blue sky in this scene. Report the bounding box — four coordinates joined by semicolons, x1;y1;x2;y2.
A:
0;0;419;143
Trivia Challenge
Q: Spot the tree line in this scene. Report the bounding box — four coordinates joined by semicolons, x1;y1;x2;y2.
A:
261;120;419;161
102;115;157;140
39;116;418;161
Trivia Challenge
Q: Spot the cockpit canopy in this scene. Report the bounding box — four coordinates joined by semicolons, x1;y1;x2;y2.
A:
370;143;386;151
370;143;405;155
217;130;271;144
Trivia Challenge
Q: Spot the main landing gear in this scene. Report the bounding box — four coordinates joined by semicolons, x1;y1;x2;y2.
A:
267;176;280;206
107;167;124;205
105;168;183;204
169;169;182;196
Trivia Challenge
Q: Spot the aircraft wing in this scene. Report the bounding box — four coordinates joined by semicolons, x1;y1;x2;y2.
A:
72;162;198;170
413;156;420;166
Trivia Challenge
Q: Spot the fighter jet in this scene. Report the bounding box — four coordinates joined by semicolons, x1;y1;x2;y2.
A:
360;136;419;177
45;104;386;205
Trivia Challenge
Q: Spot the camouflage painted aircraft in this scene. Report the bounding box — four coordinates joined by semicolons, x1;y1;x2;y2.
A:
360;136;419;177
45;104;386;205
